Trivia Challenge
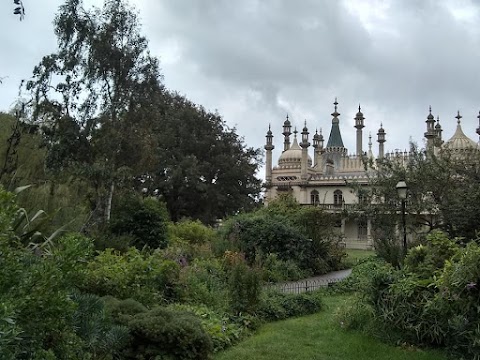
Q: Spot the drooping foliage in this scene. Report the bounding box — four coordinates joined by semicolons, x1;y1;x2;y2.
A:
26;0;164;228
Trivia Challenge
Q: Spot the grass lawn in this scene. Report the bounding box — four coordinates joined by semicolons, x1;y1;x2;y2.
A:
214;295;447;360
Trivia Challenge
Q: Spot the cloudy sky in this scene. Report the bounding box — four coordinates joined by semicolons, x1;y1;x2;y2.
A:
1;0;480;179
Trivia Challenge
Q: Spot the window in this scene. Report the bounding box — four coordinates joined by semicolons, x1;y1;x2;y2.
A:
358;193;367;205
358;219;367;240
310;190;319;205
334;190;343;207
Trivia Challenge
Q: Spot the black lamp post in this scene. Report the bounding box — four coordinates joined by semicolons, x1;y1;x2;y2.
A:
396;181;408;256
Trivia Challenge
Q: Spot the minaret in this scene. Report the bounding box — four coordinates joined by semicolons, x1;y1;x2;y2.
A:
282;114;292;151
424;106;436;153
434;116;443;147
377;123;386;159
300;121;310;181
367;132;374;159
354;104;365;156
312;129;320;167
264;124;274;183
476;111;480;142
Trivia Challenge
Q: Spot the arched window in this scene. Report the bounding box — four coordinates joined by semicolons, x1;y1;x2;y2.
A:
310;190;319;205
334;190;343;207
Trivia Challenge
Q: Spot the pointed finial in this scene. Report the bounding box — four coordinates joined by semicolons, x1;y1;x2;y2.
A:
293;127;298;136
477;110;480;120
429;105;432;114
268;123;271;131
315;128;318;135
456;110;462;124
380;122;383;128
286;113;289;120
358;104;361;112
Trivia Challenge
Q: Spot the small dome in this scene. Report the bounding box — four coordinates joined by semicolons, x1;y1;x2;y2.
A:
443;122;478;152
278;136;312;167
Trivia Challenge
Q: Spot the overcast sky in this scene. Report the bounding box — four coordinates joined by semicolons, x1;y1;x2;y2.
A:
1;0;480;179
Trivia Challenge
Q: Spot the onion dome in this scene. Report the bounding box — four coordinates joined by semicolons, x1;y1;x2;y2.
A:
278;129;312;167
443;111;478;152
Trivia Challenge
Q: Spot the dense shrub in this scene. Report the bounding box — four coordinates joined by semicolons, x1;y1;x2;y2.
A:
221;213;313;269
0;187;97;359
81;248;180;305
257;291;323;321
224;254;262;315
169;219;217;245
178;258;228;309
168;303;248;353
119;307;213;360
110;195;169;249
262;253;307;282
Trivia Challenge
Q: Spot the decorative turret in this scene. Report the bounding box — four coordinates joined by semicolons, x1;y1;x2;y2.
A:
377;123;386;159
325;98;347;171
367;132;374;159
300;121;310;181
434;116;443;147
425;106;436;153
326;98;345;148
282;114;292;151
354;104;365;156
264;124;274;183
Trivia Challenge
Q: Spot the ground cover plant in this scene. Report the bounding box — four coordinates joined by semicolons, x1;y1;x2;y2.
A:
334;231;480;359
214;295;447;360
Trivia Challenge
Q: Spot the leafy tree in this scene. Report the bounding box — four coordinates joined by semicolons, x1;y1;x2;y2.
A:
140;92;263;225
109;195;169;249
360;146;480;250
26;0;164;230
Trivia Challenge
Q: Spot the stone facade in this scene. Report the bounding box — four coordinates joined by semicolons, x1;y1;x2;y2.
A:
264;101;480;249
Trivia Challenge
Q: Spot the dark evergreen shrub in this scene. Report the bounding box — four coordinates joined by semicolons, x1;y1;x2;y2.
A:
110;195;169;249
122;307;213;360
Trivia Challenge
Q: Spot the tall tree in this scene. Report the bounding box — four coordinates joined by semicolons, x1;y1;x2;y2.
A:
26;0;163;229
140;92;263;225
360;146;480;242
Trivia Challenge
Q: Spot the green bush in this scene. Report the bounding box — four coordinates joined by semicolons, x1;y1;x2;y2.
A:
257;291;323;321
120;307;213;360
169;219;217;245
110;195;169;249
262;253;307;282
168;303;248;353
225;260;262;315
81;248;180;305
221;213;313;269
178;258;228;309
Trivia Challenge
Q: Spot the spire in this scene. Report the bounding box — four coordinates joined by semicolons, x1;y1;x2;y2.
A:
456;110;462;124
282;114;292;151
300;121;309;148
326;98;345;148
354;103;365;155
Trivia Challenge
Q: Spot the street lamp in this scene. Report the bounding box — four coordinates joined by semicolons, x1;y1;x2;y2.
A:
396;181;408;256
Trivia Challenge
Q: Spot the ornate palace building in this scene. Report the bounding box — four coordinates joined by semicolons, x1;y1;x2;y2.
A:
263;99;480;249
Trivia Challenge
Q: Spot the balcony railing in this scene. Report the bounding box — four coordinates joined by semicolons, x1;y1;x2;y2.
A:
302;203;357;211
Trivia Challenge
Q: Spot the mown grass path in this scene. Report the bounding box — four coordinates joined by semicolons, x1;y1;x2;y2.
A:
214;295;448;360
